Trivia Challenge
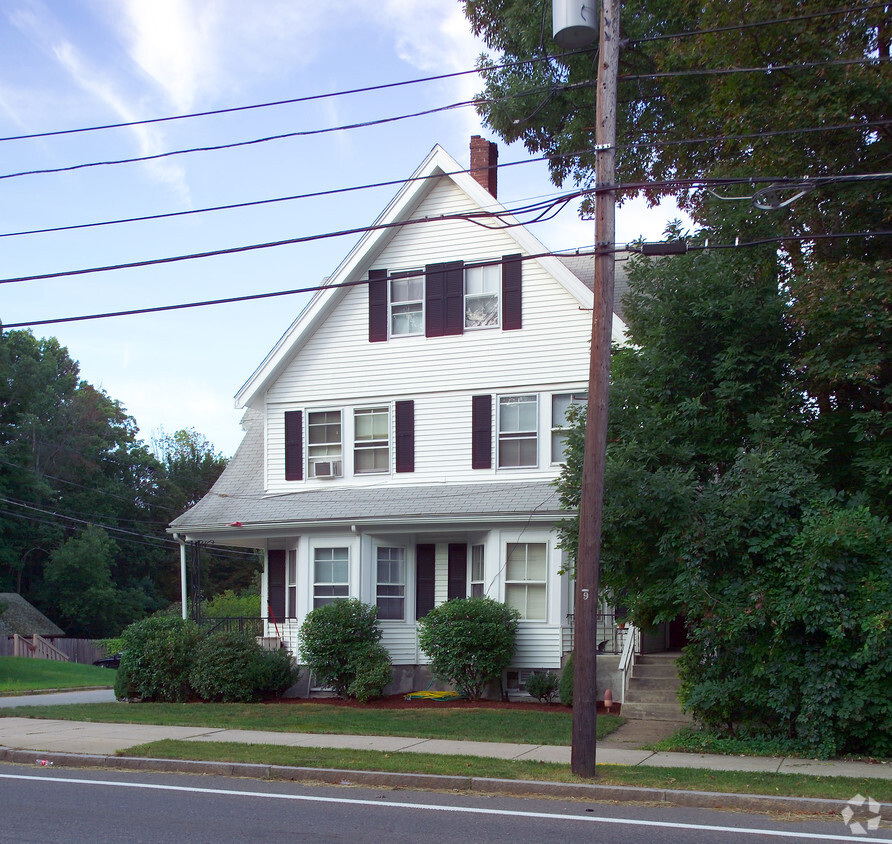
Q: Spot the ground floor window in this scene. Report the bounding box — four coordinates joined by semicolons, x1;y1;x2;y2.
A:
505;542;547;620
470;544;485;597
376;547;406;620
313;547;349;608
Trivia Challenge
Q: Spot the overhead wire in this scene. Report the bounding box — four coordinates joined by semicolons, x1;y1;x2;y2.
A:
2;5;876;145
4;118;888;243
5;228;890;330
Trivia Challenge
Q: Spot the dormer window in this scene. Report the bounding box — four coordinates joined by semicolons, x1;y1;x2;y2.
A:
464;264;500;328
390;272;424;336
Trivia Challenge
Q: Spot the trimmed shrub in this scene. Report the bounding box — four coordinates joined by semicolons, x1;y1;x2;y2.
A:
525;671;559;704
559;652;574;706
189;631;299;702
299;599;391;700
417;597;519;700
117;615;202;702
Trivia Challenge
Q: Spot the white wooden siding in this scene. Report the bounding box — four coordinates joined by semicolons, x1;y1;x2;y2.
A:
262;181;591;494
512;624;563;669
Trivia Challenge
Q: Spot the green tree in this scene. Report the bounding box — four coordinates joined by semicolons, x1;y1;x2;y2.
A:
465;0;891;514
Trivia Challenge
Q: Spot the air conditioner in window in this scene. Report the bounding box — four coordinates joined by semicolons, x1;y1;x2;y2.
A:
313;461;340;479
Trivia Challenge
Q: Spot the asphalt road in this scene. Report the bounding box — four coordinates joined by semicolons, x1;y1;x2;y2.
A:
1;763;887;843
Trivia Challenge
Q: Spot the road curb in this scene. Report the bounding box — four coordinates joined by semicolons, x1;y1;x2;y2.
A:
2;745;889;820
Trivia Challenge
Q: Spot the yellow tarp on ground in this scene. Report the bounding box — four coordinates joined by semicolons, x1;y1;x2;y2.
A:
404;690;464;701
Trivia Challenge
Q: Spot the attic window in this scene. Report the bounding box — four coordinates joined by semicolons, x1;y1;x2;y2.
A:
390;272;424;336
465;264;500;328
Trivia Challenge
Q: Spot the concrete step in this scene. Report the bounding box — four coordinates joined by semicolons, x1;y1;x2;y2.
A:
630;676;681;691
632;663;680;679
621;701;693;722
624;687;683;704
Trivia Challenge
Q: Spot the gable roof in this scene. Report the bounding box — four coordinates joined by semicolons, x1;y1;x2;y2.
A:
234;143;625;409
0;593;64;637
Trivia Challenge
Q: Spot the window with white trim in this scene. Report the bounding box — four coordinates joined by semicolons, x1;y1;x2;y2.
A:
307;410;342;478
505;542;547;620
390;272;424;336
313;547;349;608
551;393;587;463
376;547;406;620
354;407;390;473
498;395;538;468
287;549;297;618
464;264;500;328
470;544;485;597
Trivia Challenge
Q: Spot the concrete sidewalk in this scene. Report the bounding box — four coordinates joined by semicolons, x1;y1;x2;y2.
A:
0;716;890;780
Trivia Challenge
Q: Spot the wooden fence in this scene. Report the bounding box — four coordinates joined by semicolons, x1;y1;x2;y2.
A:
1;637;108;664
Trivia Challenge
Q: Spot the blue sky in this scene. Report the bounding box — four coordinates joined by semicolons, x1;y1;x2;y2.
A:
1;0;682;455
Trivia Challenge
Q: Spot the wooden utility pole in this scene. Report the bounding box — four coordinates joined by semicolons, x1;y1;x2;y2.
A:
571;0;621;779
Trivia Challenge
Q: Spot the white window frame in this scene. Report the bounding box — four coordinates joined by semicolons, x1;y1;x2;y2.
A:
287;548;298;618
389;270;424;337
551;392;587;464
354;406;390;474
505;542;547;620
470;544;485;598
464;263;500;329
312;547;349;608
498;394;539;468
375;546;406;621
307;409;343;478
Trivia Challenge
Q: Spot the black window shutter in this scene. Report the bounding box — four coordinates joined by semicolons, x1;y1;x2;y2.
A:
368;268;388;342
284;411;303;481
444;261;464;335
502;253;522;330
395;400;415;473
425;261;464;337
471;395;493;469
415;544;436;619
447;544;467;600
267;550;286;623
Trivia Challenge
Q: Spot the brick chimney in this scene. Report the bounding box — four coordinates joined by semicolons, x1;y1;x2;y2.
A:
470;135;498;198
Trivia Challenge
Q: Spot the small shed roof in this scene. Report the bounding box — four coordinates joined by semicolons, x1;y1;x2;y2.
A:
0;593;65;637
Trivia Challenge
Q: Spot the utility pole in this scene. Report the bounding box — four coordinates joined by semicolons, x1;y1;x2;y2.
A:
571;0;621;779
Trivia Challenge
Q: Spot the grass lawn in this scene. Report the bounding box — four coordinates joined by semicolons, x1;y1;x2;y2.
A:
0;700;622;745
0;656;115;693
123;739;892;803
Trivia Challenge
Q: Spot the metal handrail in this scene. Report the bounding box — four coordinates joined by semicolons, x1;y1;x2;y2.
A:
618;623;640;700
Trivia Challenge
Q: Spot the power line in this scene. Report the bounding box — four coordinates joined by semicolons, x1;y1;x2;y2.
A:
5;119;887;243
619;56;887;82
0;49;601;145
628;4;887;45
6;228;890;331
0;192;587;287
0;81;599;183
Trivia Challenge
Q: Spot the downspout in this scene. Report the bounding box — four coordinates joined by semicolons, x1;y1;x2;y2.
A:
174;534;188;619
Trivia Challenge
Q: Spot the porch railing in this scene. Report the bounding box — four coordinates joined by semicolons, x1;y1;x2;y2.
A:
618;623;640;701
198;617;265;637
13;634;70;661
564;612;632;654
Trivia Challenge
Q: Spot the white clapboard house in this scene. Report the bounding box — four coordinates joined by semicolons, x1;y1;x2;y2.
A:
170;137;629;694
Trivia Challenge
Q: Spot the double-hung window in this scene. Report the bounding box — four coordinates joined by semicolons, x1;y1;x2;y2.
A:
313;547;349;607
376;547;406;620
498;395;538;468
551;393;587;463
470;545;485;597
390;272;424;336
505;542;547;620
354;407;390;473
307;410;342;478
287;549;297;617
464;263;500;328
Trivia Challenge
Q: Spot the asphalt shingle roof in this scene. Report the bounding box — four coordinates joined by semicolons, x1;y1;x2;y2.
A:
170;409;563;533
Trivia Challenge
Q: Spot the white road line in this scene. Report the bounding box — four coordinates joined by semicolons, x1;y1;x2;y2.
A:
0;772;881;841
